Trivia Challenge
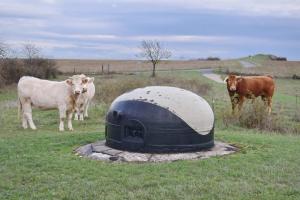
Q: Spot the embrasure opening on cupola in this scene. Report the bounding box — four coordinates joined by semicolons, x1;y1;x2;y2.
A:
105;86;214;153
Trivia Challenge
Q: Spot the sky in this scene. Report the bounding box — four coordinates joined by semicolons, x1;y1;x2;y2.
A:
1;0;300;60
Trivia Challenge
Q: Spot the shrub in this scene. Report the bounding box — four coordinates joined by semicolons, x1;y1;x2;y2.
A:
292;74;300;79
95;75;211;104
222;101;295;133
206;57;221;61
23;58;59;79
0;59;25;85
0;58;59;87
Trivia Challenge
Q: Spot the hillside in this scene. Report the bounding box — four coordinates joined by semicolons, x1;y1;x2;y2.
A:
241;54;287;64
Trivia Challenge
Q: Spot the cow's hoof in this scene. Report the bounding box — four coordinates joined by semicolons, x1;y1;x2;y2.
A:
59;129;65;132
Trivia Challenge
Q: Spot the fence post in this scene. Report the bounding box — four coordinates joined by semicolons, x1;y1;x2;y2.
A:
107;64;110;74
101;64;104;74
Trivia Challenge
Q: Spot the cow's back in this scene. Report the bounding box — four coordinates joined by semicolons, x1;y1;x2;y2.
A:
239;76;274;97
18;76;69;108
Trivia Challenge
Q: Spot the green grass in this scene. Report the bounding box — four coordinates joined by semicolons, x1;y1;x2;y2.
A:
240;54;273;64
1;119;300;199
1;72;300;199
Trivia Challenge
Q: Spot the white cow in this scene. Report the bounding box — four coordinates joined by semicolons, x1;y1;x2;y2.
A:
74;76;95;121
18;75;91;131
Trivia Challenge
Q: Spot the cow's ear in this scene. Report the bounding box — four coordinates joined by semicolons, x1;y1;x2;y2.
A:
66;79;73;85
88;77;94;83
224;77;229;83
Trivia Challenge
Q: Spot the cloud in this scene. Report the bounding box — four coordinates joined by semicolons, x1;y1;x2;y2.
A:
31;31;229;43
119;0;300;18
0;1;59;18
6;39;77;49
33;31;119;40
2;0;300;19
29;31;299;47
0;0;299;59
127;35;231;43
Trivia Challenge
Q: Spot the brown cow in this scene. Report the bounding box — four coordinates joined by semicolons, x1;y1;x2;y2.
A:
224;75;275;114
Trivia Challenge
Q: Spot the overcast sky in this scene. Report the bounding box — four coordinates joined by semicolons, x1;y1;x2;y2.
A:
1;0;300;60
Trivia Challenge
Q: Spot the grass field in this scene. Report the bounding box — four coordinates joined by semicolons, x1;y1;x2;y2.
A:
0;68;300;199
55;59;242;74
221;61;300;78
215;55;300;78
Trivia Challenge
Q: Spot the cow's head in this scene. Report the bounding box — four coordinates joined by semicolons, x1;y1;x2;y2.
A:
66;74;90;95
80;74;94;93
224;75;242;92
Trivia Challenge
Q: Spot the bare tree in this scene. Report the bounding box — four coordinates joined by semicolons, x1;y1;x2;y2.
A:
0;42;8;59
138;40;171;77
22;43;40;64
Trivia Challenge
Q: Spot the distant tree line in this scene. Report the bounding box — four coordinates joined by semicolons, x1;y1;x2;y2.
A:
0;42;59;87
248;54;287;61
195;57;221;61
268;55;287;61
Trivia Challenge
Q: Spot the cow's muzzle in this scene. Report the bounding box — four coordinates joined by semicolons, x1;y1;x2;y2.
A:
229;87;236;92
75;90;81;95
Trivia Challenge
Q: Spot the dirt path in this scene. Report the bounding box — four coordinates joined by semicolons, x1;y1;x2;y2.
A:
199;68;224;83
239;60;256;68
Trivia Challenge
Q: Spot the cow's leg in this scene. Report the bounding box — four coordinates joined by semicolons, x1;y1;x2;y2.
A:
58;106;66;131
22;114;28;129
23;100;36;130
238;96;245;112
79;110;84;121
261;96;267;105
74;112;79;120
67;111;73;131
230;96;238;114
83;100;90;118
20;99;28;129
261;96;271;114
267;97;272;114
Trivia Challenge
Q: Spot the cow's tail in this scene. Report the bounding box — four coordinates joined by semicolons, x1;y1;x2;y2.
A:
267;75;274;79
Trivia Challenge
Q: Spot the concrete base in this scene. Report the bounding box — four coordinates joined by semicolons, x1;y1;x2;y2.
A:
75;140;237;163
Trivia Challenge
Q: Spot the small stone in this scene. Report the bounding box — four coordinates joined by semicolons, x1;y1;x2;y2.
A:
75;140;237;163
150;153;200;162
118;152;151;162
104;149;123;156
92;144;111;153
89;153;111;161
109;156;119;161
75;144;92;156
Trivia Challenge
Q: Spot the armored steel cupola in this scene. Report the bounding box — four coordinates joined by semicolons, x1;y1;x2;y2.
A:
105;86;214;153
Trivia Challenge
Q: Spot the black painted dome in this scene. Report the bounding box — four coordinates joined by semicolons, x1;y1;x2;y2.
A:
105;86;214;153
